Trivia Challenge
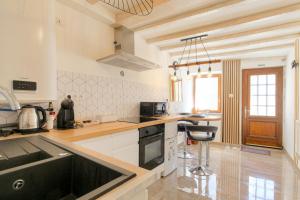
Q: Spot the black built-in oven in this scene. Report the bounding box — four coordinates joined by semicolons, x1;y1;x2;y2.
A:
140;102;167;117
139;124;164;170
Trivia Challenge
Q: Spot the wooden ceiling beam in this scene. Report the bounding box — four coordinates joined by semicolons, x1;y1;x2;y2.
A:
168;60;221;68
170;33;300;57
133;0;242;31
178;44;293;60
160;21;300;51
146;3;300;44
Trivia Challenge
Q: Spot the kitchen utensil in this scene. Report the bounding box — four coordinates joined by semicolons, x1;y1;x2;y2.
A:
18;105;47;133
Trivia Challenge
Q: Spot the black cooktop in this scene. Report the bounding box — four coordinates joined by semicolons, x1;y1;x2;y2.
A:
118;117;158;124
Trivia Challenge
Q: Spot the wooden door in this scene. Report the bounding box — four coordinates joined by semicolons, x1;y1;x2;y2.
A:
242;67;283;148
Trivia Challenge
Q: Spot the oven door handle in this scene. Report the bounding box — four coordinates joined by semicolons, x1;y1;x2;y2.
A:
140;132;164;140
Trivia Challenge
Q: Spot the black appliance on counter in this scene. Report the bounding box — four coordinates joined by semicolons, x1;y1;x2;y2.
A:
140;102;167;117
57;95;75;129
139;124;165;170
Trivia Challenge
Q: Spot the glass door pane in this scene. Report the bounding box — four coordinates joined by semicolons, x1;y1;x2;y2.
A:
249;74;276;117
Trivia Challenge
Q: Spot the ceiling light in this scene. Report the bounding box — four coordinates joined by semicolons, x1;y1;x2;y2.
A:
207;66;212;78
97;0;153;16
169;34;215;78
186;69;192;80
171;70;177;81
197;66;201;77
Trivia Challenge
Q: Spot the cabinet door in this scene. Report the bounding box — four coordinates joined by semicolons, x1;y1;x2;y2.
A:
74;135;113;156
111;130;139;150
165;121;178;139
111;129;139;166
112;144;139;166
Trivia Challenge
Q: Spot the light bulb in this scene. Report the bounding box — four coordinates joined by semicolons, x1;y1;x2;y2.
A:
207;66;212;78
186;70;192;80
171;70;177;80
197;66;201;77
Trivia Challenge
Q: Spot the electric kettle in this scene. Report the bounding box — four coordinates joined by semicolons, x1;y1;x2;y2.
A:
18;105;47;133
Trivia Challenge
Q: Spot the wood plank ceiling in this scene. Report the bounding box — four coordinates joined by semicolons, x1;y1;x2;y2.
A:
88;0;300;61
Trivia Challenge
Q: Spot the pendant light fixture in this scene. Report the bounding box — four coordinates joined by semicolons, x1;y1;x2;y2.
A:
170;34;215;80
199;37;213;77
171;61;178;80
194;38;202;77
197;66;201;77
186;39;192;80
98;0;154;16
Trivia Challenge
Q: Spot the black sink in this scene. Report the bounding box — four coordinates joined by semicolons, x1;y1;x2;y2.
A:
0;137;52;171
0;136;136;200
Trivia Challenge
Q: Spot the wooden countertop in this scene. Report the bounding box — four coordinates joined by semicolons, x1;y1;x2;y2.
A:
43;116;182;142
0;114;221;200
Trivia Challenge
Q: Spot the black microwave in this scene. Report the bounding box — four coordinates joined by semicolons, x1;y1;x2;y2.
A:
140;102;167;117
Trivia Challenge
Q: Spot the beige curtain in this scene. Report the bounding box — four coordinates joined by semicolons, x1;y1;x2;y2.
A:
222;60;241;144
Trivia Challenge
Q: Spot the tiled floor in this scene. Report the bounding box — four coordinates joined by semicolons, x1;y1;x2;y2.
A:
148;144;300;200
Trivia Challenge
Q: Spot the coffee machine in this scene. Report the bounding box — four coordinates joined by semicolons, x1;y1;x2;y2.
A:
56;95;75;129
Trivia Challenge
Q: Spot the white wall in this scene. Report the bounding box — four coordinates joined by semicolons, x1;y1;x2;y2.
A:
0;0;170;124
55;1;169;88
0;0;57;102
283;49;295;158
54;1;170;120
241;57;286;69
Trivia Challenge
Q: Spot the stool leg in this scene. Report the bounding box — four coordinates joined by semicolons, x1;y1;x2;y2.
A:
183;132;187;155
206;142;210;167
189;141;213;176
178;132;194;159
198;141;202;166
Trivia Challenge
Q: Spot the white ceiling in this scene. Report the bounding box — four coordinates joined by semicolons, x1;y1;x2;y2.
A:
87;0;300;61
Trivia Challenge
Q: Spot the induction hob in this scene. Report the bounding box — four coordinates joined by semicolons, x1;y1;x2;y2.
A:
118;117;159;124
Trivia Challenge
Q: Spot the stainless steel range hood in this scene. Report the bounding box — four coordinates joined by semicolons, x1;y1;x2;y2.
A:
97;26;161;71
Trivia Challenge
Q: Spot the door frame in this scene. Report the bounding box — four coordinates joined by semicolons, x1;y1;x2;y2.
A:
242;67;283;148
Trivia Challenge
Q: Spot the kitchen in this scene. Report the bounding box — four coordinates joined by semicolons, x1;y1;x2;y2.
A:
0;0;300;200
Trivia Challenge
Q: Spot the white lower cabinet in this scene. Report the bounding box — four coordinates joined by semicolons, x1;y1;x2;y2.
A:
75;135;113;156
112;144;139;166
163;122;178;177
74;129;139;166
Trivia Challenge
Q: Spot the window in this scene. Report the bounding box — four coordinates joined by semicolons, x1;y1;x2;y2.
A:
249;74;276;117
194;74;222;113
170;79;182;102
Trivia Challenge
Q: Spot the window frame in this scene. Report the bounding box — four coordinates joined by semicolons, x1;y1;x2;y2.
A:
170;79;183;102
193;74;222;113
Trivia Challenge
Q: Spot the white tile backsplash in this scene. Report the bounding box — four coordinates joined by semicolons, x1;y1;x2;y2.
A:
57;70;167;120
0;70;167;125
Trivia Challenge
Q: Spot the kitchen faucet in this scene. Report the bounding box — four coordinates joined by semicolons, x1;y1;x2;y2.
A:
0;86;20;111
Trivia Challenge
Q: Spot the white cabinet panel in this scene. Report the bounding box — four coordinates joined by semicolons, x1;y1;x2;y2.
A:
112;144;139;166
111;130;139;150
74;129;139;165
163;122;178;176
165;121;177;139
74;135;113;156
